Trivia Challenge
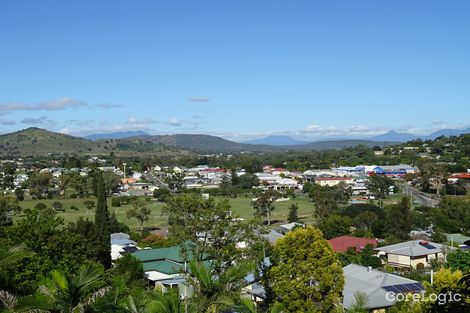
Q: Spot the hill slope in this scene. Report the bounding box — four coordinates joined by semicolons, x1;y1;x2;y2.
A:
84;130;149;141
140;134;275;153
0;127;99;156
0;128;191;157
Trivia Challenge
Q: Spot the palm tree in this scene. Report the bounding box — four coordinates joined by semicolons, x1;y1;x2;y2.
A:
347;291;369;313
234;298;284;313
0;245;33;271
36;263;105;313
188;261;254;313
148;290;187;313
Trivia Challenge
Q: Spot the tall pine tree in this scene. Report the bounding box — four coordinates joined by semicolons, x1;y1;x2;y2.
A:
94;171;111;267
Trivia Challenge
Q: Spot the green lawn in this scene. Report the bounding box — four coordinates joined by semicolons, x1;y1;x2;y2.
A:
15;194;316;232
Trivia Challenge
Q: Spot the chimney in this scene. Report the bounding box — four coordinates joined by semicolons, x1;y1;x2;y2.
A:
367;266;372;272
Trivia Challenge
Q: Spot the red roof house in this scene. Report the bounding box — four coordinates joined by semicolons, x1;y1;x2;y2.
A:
328;236;378;253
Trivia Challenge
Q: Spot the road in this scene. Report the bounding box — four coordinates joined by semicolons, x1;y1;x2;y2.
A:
400;183;440;208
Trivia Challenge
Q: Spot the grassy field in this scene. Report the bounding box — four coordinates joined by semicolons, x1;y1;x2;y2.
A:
15;194;317;232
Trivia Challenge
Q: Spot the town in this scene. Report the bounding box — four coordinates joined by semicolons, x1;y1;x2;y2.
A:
1;129;469;312
1;1;470;312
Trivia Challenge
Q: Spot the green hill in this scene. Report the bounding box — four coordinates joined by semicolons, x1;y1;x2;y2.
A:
0;128;191;157
141;134;275;153
0;128;395;157
0;127;100;156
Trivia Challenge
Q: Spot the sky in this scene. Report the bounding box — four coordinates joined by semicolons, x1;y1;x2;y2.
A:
1;0;470;141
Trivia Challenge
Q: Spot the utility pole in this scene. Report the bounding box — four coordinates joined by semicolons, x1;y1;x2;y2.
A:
123;163;127;180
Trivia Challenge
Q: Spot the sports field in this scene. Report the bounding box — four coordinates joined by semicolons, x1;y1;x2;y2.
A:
15;194;316;232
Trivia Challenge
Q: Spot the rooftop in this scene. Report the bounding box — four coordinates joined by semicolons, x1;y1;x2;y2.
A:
375;240;451;257
328;236;377;253
343;264;424;309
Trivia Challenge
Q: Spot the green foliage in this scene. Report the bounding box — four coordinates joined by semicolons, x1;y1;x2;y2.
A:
94;172;111;268
84;200;95;210
353;211;378;232
35;262;105;312
126;200;152;237
4;209;90;295
14;188;25;201
251;190;279;225
163;194;266;275
446;250;470;272
164;171;185;192
138;233;172;249
26;172;52;199
112;254;146;287
34;202;47;210
153;188;171;202
266;226;344;312
189;261;254;312
319;214;352;239
337;245;381;269
0;196;20;230
111;196;121;207
309;184;349;219
384;196;412;240
347;291;369;313
431;227;447;243
366;174;395;200
287;202;299;223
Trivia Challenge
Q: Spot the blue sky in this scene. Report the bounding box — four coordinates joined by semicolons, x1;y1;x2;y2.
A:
1;0;469;140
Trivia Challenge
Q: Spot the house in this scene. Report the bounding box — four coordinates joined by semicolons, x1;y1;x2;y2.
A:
246;263;425;311
375;240;452;269
110;233;138;261
328;236;378;253
279;222;303;234
343;264;424;312
132;242;209;292
315;177;353;187
263;229;284;245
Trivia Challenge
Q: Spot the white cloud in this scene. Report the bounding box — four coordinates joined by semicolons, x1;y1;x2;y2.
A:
94;103;123;109
20;116;55;126
36;97;86;110
0;97;87;115
167;117;182;127
188;96;210;103
0;119;15;125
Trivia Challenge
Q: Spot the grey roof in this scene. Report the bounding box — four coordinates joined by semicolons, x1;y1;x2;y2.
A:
343;264;424;309
280;222;303;230
246;283;266;300
375;240;451;257
264;230;284;245
110;233;135;245
446;233;470;245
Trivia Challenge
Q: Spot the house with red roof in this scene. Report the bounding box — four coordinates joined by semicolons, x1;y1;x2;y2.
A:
328;235;378;253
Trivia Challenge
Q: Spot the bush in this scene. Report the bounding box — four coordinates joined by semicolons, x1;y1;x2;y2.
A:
153;188;171;202
69;193;78;199
111;197;121;207
70;205;79;211
34;202;47;210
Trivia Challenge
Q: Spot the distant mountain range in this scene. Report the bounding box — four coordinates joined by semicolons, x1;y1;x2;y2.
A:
370;128;470;142
84;130;149;141
245;128;470;145
244;135;308;146
0;127;398;157
370;131;419;143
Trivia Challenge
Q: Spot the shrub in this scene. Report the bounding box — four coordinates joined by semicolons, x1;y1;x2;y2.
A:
111;197;121;207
